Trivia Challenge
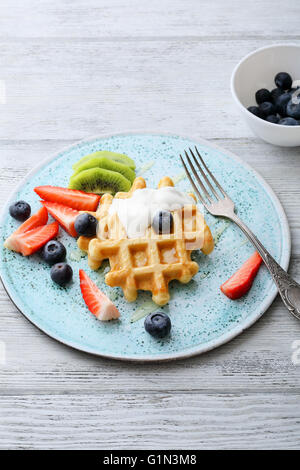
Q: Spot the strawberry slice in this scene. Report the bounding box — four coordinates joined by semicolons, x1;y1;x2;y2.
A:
35;186;100;211
41;201;79;237
4;222;59;256
14;206;48;235
221;251;262;300
79;269;120;321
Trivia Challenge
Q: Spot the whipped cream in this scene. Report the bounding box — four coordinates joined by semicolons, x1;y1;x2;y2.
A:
108;187;194;238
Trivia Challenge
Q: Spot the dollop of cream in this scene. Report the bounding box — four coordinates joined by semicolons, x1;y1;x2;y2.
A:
108;187;194;238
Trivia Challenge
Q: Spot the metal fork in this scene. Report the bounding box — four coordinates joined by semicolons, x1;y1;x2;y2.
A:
180;146;300;321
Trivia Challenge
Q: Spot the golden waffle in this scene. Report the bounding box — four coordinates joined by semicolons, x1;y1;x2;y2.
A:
78;176;214;305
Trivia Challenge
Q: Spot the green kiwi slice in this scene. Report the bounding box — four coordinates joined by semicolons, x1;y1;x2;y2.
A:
68;167;131;195
72;151;136;171
72;156;135;183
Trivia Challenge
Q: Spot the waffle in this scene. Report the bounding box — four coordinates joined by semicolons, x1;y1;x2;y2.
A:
78;176;214;305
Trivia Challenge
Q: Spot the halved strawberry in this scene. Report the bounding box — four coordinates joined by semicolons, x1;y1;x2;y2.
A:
41;201;79;237
221;251;262;300
14;206;48;235
35;186;100;211
4;221;59;256
79;269;120;321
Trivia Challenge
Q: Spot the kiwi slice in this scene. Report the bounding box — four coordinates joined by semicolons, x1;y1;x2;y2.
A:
72;151;136;171
69;167;131;195
72;156;135;183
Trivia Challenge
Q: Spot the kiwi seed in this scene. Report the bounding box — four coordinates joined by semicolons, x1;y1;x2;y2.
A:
68;167;131;195
71;156;135;183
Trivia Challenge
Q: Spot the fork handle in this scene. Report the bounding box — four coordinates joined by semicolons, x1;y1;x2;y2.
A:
230;213;300;321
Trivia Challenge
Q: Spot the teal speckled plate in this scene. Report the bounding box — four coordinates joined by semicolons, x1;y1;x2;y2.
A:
0;133;291;362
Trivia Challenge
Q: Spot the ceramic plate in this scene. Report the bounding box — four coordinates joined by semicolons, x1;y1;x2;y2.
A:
0;133;290;362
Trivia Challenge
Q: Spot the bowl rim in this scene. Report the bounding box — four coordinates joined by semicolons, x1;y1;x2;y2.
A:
230;43;300;130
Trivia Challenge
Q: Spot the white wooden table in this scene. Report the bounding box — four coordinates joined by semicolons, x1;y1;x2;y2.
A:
1;0;300;450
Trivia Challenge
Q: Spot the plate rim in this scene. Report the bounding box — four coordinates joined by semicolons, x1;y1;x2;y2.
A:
0;131;291;362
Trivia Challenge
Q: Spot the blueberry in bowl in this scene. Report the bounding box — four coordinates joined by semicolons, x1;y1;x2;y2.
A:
266;115;279;124
9;200;31;222
259;101;275;118
247;106;262;118
278;117;299;126
144;312;171;339
255;88;271;104
275;72;292;90
41;240;66;265
286;100;300;120
244;72;296;124
270;87;285;104
275;93;291;116
242;71;300;127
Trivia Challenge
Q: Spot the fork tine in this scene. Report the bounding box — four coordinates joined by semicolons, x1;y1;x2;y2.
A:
194;146;229;198
179;154;207;207
184;150;212;203
189;147;220;200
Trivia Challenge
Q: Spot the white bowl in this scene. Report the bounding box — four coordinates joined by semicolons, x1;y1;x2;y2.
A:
231;44;300;147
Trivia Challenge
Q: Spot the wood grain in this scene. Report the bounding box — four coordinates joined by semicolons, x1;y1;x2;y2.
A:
1;394;300;450
1;0;300;40
0;0;300;450
0;38;300;141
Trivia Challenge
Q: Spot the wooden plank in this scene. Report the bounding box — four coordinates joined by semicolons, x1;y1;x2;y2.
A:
0;393;299;449
0;38;299;140
0;0;300;40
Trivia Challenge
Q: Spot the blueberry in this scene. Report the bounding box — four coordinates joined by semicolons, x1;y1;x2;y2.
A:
266;114;279;124
9;200;31;222
152;210;174;234
270;87;285;104
278;117;299;126
290;88;300;105
50;262;73;286
41;240;66;265
247;106;261;118
286;99;300;120
74;213;97;237
275;92;291;115
275;72;292;90
144;312;171;338
259;101;275;118
255;88;271;105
